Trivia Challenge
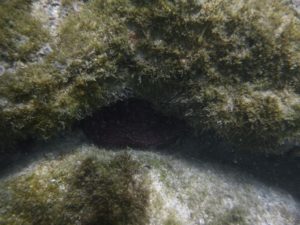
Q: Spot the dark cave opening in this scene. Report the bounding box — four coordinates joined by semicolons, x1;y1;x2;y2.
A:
78;97;299;200
80;98;189;149
0;98;299;201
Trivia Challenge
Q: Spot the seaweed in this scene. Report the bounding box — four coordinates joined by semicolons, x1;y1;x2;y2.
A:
209;207;248;225
0;152;149;225
1;0;300;153
0;0;49;63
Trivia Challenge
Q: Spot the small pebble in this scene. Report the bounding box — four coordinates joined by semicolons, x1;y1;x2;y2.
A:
0;98;8;107
38;43;53;56
0;65;5;76
198;218;205;225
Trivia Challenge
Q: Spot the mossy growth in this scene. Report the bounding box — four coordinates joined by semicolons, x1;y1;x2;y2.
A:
0;0;51;150
191;86;300;151
0;0;49;63
209;207;248;225
61;0;76;7
164;216;182;225
1;0;300;153
0;151;149;225
55;0;300;151
0;59;119;151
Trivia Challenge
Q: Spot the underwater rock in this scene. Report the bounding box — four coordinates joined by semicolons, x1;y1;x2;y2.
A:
0;65;4;76
293;0;300;9
0;144;299;225
0;97;8;108
0;149;149;225
0;0;49;64
1;0;300;153
37;43;53;57
32;0;83;37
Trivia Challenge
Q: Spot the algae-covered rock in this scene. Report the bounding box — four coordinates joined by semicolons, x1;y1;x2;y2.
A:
0;150;149;225
1;0;300;152
0;145;299;225
0;0;49;65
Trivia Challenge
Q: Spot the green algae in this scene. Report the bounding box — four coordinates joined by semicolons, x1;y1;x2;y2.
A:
0;0;49;63
1;0;300;153
209;207;248;225
0;146;299;225
61;0;76;7
0;151;149;225
164;216;182;225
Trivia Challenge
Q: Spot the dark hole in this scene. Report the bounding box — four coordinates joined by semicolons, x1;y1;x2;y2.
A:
80;98;189;149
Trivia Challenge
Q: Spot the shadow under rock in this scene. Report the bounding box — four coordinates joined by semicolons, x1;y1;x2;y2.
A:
172;135;300;201
0;98;299;204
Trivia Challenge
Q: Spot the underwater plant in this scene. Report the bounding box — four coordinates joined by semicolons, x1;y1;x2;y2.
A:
0;151;149;225
0;0;300;153
0;0;49;63
0;146;298;225
209;207;248;225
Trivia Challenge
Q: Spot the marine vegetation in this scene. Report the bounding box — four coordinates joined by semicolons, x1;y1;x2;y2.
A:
0;146;298;224
1;0;300;153
209;207;247;225
0;0;48;63
0;151;149;225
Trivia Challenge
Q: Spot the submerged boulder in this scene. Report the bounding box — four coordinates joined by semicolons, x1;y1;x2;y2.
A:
0;145;299;225
1;0;300;153
0;150;149;225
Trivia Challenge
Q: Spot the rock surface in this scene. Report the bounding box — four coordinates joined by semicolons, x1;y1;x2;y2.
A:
0;141;299;225
293;0;300;9
1;0;300;154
